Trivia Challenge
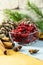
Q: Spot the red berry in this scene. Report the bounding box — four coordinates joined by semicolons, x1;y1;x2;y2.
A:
21;33;28;38
13;38;18;42
24;39;30;43
18;28;22;32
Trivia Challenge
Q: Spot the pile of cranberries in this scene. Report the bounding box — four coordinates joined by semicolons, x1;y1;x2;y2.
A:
11;22;38;44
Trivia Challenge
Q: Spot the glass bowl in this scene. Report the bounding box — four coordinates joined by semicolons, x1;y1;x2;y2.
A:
9;30;39;46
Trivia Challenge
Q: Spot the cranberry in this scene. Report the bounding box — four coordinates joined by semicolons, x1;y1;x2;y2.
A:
11;22;37;43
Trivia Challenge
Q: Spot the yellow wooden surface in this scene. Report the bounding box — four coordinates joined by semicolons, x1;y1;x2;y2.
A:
0;49;43;65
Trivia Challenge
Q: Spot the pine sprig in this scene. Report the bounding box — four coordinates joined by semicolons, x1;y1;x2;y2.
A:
27;1;43;18
4;9;31;22
35;19;43;32
27;1;43;32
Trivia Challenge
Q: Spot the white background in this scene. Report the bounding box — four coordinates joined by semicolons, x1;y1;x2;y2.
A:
0;0;43;23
